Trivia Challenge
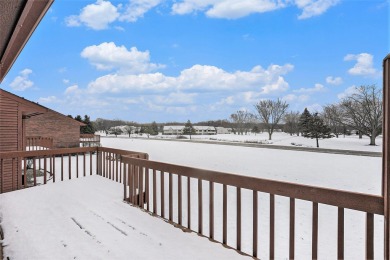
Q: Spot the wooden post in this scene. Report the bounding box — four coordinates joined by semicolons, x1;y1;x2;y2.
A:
383;54;390;259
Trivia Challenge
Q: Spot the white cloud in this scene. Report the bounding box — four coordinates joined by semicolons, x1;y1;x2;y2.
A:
120;0;163;22
282;94;309;102
63;79;70;84
295;0;340;20
172;0;286;18
114;26;125;31
217;96;235;105
38;96;59;104
294;83;324;93
65;85;80;95
86;63;294;94
337;85;358;99
154;92;198;105
326;76;342;85
87;73;175;93
65;0;120;30
9;69;33;91
172;0;338;19
344;53;378;76
81;42;165;74
65;15;81;27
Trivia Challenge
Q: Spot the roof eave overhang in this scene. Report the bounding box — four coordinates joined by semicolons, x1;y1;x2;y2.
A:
0;0;54;82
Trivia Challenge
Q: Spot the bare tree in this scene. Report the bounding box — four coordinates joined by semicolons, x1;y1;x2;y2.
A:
110;127;123;137
230;110;252;135
284;111;300;136
339;85;382;145
124;125;134;137
322;104;344;138
255;98;289;140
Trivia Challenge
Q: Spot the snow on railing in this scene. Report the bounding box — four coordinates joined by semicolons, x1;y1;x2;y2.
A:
120;155;383;259
80;134;101;147
0;147;97;192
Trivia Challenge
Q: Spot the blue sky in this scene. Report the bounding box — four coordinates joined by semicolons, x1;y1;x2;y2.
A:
2;0;388;123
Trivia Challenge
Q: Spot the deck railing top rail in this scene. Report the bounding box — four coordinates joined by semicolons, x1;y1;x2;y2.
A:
121;155;383;215
0;146;148;160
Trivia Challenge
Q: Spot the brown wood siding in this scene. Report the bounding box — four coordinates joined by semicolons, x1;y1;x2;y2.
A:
25;111;81;148
0;94;20;192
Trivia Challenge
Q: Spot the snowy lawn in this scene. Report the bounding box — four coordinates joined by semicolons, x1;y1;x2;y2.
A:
102;137;381;194
110;132;382;152
0;176;245;260
101;137;384;259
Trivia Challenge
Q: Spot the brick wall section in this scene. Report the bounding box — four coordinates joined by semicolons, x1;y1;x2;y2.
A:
25;111;81;148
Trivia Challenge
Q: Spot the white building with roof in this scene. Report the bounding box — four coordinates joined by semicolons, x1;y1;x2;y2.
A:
194;126;216;135
163;125;185;135
215;127;231;134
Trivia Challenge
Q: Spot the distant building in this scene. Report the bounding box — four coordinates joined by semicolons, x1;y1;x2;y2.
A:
163;126;184;135
194;126;216;135
215;127;231;134
163;125;217;135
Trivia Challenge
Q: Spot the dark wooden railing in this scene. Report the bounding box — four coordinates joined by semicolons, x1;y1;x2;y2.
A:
120;155;383;259
26;136;53;150
0;147;96;192
0;146;148;193
80;134;101;147
96;147;148;183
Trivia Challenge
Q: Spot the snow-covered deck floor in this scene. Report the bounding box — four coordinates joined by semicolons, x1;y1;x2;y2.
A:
0;176;245;260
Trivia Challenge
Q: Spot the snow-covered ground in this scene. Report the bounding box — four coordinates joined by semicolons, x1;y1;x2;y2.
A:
0;176;244;260
1;137;383;259
102;132;383;152
101;137;383;259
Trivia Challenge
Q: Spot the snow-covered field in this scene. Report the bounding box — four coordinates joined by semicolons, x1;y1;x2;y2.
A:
102;132;383;153
103;137;383;259
0;137;383;259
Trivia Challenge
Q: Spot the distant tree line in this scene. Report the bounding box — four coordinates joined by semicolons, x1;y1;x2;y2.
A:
88;85;382;147
228;84;382;147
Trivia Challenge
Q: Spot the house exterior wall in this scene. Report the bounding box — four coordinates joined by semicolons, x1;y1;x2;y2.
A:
216;127;231;134
163;126;184;135
0;93;21;192
25;111;80;148
194;126;216;135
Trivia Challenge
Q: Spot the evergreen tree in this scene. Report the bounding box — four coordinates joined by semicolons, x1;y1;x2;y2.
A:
150;121;159;135
183;120;196;139
74;115;83;122
305;113;333;148
81;115;95;134
251;125;260;135
299;108;312;137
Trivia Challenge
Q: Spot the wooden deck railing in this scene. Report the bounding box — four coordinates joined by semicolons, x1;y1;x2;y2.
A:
26;136;53;150
0;147;97;192
96;147;148;183
120;155;383;259
80;134;101;147
0;146;148;193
